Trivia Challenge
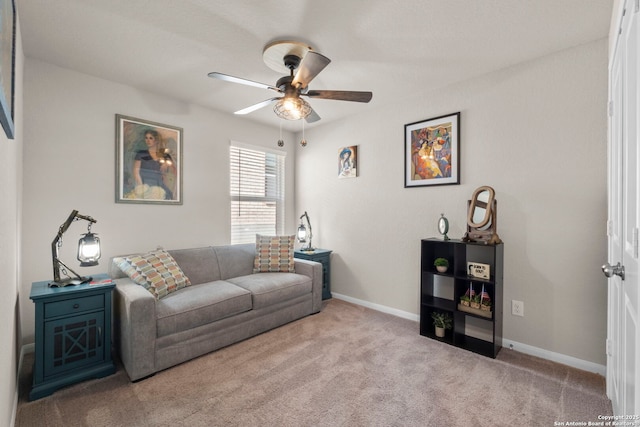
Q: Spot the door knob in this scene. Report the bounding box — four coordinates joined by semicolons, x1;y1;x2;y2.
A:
602;262;625;280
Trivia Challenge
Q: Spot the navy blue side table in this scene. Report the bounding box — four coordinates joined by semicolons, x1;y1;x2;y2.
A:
294;249;332;300
29;274;116;400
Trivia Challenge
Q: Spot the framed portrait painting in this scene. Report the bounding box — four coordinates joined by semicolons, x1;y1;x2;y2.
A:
115;114;183;205
404;112;460;188
338;145;358;179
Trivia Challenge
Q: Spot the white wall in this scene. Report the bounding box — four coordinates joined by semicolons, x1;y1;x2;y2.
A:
1;17;23;427
296;39;609;365
20;59;297;344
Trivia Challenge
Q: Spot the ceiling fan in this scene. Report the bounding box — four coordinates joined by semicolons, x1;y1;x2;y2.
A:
208;40;373;123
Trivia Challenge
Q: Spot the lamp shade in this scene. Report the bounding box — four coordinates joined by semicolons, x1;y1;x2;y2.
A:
77;232;101;266
297;224;307;242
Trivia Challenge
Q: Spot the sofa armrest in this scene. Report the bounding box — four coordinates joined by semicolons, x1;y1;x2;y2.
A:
294;259;323;313
113;279;157;380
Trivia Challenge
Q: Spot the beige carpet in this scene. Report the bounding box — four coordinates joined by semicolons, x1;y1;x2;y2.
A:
16;299;612;426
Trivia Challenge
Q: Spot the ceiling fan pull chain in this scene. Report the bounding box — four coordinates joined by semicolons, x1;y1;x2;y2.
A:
277;120;284;147
300;119;307;147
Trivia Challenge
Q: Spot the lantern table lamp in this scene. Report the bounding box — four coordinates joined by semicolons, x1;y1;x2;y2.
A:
49;210;101;287
297;211;314;252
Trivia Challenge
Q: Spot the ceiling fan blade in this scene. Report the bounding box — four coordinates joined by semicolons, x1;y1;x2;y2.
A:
305;108;321;123
306;90;373;103
234;98;280;115
292;51;331;88
208;72;280;92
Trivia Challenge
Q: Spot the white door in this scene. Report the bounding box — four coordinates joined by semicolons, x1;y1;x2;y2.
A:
605;0;639;418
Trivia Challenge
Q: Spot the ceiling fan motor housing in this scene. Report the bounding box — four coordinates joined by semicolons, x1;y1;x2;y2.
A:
276;75;303;98
276;75;293;90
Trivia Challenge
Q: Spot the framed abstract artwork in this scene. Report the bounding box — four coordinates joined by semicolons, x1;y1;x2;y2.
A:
404;112;460;188
338;145;358;179
0;0;15;139
115;114;183;205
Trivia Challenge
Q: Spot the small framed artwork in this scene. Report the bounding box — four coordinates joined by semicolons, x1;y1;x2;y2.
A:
467;262;490;280
338;145;358;179
0;0;15;139
404;112;460;188
115;114;183;205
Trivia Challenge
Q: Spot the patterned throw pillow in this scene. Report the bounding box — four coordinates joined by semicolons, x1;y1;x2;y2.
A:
253;235;296;273
114;249;191;299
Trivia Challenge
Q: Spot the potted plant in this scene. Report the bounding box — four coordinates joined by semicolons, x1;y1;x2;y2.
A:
434;257;449;273
459;293;471;307
470;293;481;309
431;311;452;337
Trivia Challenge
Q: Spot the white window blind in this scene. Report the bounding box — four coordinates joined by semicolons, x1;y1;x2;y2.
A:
230;144;285;244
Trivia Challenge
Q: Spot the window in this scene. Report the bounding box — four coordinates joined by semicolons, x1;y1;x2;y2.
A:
230;143;285;244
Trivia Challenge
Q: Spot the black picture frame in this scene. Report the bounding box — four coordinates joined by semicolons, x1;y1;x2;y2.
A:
404;112;460;188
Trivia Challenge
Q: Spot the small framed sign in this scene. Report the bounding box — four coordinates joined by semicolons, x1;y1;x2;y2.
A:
467;262;490;280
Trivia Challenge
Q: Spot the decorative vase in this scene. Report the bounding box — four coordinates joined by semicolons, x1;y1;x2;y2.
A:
481;304;491;312
460;299;470;307
436;266;448;273
435;326;445;338
470;302;480;309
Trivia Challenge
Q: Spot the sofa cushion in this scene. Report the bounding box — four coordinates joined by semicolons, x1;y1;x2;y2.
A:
155;280;252;337
213;243;255;280
253;235;295;273
227;273;312;309
114;249;191;299
168;247;221;285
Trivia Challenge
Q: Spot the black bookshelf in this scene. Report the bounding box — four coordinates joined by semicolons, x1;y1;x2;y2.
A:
420;238;503;358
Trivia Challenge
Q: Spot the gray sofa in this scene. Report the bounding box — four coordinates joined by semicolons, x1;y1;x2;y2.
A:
108;243;323;381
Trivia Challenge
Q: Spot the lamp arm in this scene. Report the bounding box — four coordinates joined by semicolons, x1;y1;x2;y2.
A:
75;213;97;224
306;213;313;242
55;258;83;282
51;210;98;282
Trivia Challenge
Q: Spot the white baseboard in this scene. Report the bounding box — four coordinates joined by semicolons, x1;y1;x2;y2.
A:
502;339;606;376
12;343;35;427
332;293;419;322
20;343;34;356
331;293;606;376
10;382;16;427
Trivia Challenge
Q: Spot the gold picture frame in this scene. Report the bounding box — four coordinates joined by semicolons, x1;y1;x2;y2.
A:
115;114;183;205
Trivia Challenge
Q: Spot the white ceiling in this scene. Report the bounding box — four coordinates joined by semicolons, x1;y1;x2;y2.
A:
17;0;613;131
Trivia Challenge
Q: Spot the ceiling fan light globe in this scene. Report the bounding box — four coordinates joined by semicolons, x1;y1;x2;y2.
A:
283;99;296;112
274;97;312;120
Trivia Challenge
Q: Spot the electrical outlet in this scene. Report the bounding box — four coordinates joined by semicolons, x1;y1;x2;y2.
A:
512;300;524;317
